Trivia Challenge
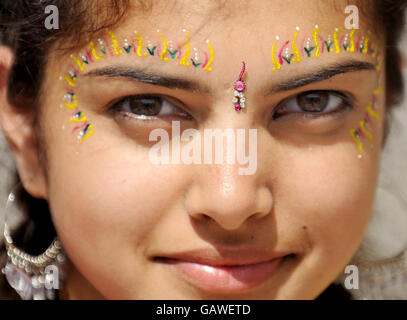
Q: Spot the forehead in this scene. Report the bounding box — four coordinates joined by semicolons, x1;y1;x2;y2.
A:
49;0;382;95
119;0;375;35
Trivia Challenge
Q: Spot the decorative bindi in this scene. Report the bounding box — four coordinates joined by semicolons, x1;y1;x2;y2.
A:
232;61;247;111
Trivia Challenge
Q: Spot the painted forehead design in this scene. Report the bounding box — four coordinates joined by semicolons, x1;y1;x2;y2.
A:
271;25;382;72
57;29;215;144
56;24;383;151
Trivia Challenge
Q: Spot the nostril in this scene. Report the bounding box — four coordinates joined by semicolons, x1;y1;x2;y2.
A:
190;212;212;222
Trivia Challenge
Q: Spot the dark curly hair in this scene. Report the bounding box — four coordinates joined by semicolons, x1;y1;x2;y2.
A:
0;0;406;299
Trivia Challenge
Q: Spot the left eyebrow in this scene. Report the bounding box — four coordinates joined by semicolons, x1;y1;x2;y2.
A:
83;65;211;94
264;60;376;96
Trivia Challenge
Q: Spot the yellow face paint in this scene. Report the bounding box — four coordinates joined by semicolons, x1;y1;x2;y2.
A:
158;34;170;61
366;103;381;122
312;25;320;57
89;41;102;60
333;27;341;54
107;31;123;56
292;27;301;63
68;114;87;123
79;124;94;144
350;129;365;156
271;36;281;71
376;57;383;72
203;40;214;72
63;94;78;109
373;87;382;96
359;120;373;141
350;84;382;158
179;30;191;67
362;31;370;54
71;55;86;72
63;75;76;88
134;33;147;57
371;44;378;58
349;29;356;52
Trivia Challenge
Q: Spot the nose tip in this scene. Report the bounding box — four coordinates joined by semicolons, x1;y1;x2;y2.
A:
185;164;273;231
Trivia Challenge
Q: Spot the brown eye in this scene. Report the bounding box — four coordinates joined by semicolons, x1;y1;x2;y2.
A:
296;91;330;112
272;90;352;120
128;96;163;116
110;94;192;120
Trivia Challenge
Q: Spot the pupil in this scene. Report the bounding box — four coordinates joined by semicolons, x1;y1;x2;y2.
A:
130;96;162;116
297;91;328;112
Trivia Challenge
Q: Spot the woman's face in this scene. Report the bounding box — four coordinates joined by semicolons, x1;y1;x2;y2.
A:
28;0;384;299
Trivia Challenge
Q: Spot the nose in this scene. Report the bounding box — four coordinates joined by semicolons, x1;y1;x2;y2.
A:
185;161;273;231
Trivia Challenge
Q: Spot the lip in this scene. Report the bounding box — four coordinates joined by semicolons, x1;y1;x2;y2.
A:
154;248;287;294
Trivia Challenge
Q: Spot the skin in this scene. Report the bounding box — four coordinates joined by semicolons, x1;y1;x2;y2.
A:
0;0;387;299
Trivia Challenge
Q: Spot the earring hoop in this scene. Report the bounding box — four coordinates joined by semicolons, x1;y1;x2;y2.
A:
1;183;66;300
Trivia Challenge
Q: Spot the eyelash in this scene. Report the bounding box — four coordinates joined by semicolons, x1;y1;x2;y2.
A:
109;90;353;122
109;94;193;122
271;90;353;120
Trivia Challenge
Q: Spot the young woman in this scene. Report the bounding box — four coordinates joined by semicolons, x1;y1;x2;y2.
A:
0;0;405;299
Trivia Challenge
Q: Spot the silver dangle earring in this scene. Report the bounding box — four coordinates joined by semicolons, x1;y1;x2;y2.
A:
1;184;67;300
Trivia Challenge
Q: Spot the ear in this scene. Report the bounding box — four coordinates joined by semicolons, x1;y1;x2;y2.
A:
0;46;48;199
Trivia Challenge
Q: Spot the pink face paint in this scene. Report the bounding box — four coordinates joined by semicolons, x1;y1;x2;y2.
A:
319;35;325;53
278;40;290;65
202;51;209;68
72;121;89;133
86;50;95;63
340;34;345;46
102;36;114;56
177;45;182;60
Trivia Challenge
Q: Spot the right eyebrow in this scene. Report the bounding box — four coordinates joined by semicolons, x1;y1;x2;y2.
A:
83;65;211;94
264;60;377;96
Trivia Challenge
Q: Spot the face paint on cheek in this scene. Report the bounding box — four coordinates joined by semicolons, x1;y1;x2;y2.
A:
350;85;382;159
58;89;94;143
58;93;92;144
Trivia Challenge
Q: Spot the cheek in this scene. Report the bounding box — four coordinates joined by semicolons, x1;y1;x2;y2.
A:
45;143;185;296
278;143;380;262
